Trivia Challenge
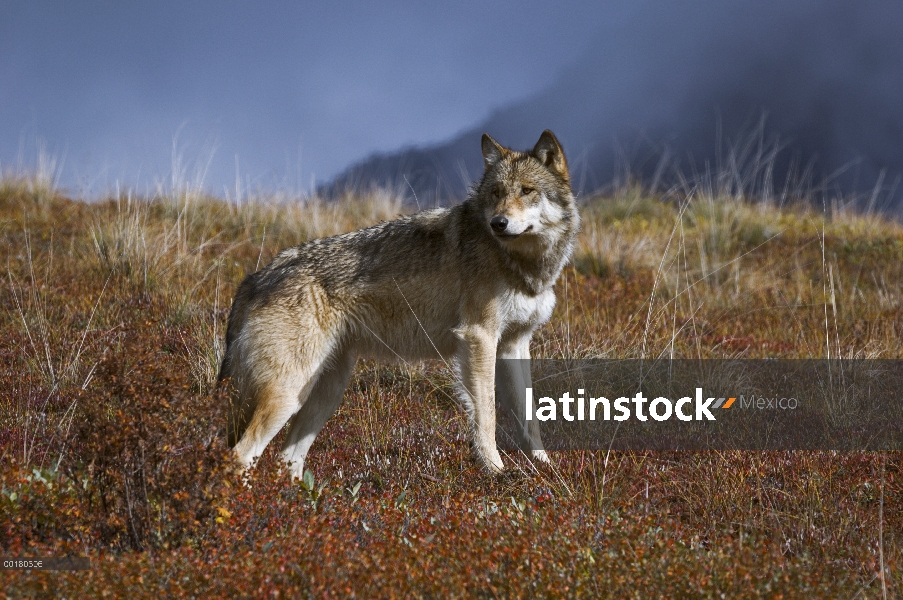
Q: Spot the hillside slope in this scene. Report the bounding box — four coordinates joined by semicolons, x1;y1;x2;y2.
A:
1;177;900;596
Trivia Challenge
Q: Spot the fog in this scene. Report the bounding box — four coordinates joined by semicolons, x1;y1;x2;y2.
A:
331;0;903;210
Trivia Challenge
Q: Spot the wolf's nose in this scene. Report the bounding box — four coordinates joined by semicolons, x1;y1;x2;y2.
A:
490;216;508;232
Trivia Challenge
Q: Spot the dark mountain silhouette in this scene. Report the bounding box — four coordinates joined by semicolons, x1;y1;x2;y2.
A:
326;0;903;210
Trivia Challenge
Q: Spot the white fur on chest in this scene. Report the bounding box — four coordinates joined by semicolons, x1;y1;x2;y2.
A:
498;288;556;333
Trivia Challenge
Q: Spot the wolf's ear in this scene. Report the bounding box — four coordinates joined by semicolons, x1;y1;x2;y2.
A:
532;130;569;182
481;133;508;171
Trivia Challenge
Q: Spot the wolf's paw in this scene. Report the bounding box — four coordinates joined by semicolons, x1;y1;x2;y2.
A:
532;449;551;464
228;452;256;486
478;449;505;475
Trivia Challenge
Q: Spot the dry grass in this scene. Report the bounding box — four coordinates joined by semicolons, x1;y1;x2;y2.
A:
0;174;900;597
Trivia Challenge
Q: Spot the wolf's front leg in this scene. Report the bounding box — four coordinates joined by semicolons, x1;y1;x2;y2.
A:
455;324;504;473
497;336;549;464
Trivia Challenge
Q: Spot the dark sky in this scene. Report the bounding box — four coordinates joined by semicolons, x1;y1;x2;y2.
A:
333;0;903;208
0;1;617;195
4;1;902;205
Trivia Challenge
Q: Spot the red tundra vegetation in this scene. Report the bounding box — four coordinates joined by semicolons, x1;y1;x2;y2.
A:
1;175;900;597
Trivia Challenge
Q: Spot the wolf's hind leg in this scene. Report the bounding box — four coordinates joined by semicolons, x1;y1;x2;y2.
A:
281;349;355;479
230;377;311;474
231;344;335;474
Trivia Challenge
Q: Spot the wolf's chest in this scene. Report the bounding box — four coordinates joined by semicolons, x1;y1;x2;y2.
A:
498;288;556;331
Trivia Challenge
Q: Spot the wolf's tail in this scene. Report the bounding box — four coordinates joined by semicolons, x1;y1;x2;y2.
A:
220;342;258;449
217;280;255;448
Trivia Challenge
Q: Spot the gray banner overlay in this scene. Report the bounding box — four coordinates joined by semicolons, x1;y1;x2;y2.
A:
1;557;90;571
494;360;903;451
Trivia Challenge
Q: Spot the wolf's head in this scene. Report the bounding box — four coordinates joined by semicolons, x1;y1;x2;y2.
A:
476;130;576;250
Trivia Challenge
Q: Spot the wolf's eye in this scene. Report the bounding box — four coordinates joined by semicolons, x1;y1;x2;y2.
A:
522;186;535;195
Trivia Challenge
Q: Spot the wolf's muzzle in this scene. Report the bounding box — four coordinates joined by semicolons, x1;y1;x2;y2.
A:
490;215;509;232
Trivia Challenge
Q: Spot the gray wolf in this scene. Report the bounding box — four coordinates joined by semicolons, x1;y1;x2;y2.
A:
218;130;579;477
